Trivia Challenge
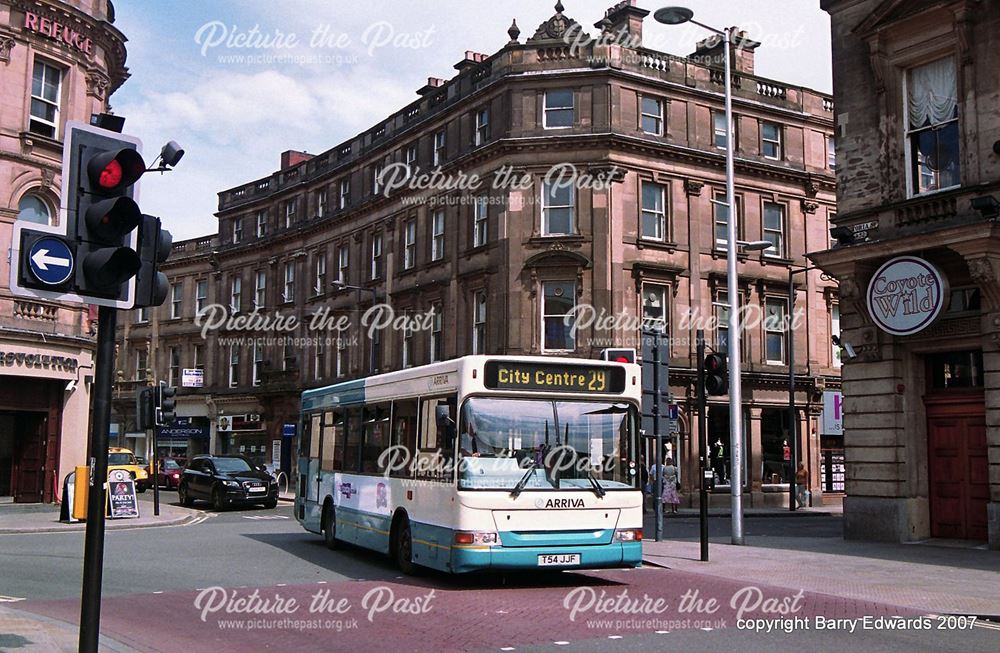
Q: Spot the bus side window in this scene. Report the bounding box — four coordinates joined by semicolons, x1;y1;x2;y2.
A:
362;403;390;473
308;413;321;460
418;395;455;481
343;407;363;473
320;411;340;472
391;399;419;478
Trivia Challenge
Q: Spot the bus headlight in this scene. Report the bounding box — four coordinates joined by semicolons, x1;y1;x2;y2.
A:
613;528;644;542
454;531;498;546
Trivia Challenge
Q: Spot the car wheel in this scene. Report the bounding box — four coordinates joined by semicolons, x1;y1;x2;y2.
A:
394;516;416;575
322;503;338;550
136;482;147;494
264;498;277;509
178;484;193;507
212;486;226;511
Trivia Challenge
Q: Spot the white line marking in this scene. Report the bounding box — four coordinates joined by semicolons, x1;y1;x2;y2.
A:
0;595;26;603
277;584;286;587
700;627;713;632
500;648;515;651
152;591;163;595
317;581;327;584
655;631;670;634
608;635;623;639
554;642;570;646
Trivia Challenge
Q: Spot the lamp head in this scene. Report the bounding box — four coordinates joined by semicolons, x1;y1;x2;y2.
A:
653;6;694;25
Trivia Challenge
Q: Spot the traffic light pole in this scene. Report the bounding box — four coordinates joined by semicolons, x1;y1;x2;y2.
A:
79;305;117;653
697;330;709;562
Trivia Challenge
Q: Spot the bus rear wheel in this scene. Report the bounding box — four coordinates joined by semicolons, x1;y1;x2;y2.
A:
394;517;415;575
322;504;338;550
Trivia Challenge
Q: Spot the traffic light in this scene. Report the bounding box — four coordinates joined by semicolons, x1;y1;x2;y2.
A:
156;381;176;426
67;125;146;302
134;215;173;308
600;348;636;364
136;386;156;431
704;353;728;396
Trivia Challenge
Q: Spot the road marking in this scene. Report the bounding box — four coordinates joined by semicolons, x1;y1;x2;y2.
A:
152;591;163;594
655;631;670;634
277;583;287;587
608;635;623;639
0;595;26;603
317;581;327;584
500;648;515;651
242;515;290;520
553;642;570;646
700;627;713;632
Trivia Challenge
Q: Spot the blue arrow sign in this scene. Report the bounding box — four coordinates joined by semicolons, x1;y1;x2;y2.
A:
28;237;74;286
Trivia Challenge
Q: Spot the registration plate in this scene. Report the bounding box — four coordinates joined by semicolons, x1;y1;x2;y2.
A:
537;554;580;566
248;486;266;493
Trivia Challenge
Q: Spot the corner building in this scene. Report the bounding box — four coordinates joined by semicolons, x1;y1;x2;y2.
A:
816;0;1000;547
119;2;840;508
0;0;127;502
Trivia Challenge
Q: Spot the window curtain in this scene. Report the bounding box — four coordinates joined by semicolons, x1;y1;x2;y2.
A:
908;57;957;128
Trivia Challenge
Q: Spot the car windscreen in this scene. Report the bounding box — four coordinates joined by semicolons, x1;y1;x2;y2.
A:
108;453;134;465
163;460;181;470
212;458;253;474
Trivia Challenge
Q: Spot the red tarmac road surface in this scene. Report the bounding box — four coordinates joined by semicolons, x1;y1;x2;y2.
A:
17;566;921;652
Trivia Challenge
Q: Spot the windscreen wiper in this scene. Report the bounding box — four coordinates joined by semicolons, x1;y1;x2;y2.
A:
510;459;538;499
585;469;606;498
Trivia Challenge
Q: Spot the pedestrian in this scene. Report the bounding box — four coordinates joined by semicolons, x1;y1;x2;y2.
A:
660;457;681;515
795;463;809;508
639;457;650;513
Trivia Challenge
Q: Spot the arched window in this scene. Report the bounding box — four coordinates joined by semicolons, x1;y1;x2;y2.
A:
17;194;51;225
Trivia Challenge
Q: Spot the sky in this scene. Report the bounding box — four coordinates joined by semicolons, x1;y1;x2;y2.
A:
111;1;832;241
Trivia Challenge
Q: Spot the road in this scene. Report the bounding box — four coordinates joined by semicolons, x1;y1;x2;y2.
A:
0;499;996;652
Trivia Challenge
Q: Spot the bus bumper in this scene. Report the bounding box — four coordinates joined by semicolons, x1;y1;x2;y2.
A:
450;542;642;574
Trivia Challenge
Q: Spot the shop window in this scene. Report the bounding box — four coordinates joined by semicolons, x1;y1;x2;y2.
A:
706;405;749;487
761;408;793;484
928;350;983;390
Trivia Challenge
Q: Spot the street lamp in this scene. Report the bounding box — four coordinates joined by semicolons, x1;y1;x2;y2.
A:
656;6;745;544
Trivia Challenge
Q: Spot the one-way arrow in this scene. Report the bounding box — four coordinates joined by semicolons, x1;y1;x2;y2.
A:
31;248;71;271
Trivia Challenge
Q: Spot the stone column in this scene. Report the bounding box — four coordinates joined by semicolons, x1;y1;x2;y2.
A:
748;406;764;507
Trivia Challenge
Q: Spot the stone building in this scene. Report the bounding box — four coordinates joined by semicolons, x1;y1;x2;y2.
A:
815;0;999;547
119;2;839;507
0;0;127;502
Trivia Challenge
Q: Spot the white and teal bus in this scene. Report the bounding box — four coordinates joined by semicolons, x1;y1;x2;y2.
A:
295;355;644;574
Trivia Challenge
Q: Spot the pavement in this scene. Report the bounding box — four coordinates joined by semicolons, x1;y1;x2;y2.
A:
0;493;200;535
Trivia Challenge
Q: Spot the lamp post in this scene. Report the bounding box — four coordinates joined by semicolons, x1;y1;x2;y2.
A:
656;7;747;544
331;281;382;372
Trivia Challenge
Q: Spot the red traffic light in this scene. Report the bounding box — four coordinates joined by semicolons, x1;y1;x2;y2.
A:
87;148;145;193
705;353;726;372
614;356;630;363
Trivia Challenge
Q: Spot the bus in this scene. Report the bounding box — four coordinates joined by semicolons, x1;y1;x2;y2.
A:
295;355;644;574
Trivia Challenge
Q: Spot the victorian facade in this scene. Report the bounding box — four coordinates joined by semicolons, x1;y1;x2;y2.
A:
0;0;126;502
118;2;839;507
815;0;999;546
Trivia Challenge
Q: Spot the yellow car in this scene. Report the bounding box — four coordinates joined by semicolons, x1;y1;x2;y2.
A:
108;447;149;493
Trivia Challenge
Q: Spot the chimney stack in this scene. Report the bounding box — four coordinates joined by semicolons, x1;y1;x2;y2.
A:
280;150;313;170
597;0;650;47
690;28;761;75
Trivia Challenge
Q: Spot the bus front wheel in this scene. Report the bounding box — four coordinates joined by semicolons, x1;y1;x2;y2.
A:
322;503;338;550
394;516;415;575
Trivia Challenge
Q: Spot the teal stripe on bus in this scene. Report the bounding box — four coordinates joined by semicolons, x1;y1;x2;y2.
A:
302;378;367;411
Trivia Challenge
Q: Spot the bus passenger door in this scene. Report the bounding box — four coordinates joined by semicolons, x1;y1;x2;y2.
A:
306;413;322;504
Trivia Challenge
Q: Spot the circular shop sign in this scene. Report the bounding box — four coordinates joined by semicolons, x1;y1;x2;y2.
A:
866;256;949;336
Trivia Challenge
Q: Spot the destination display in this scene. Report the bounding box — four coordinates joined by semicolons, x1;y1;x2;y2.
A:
484;361;626;394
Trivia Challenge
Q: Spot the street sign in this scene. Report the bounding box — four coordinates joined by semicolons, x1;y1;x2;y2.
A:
667;404;679;420
27;236;74;286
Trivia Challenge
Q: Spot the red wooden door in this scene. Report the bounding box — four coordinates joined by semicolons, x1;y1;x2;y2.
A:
12;414;48;503
925;395;988;540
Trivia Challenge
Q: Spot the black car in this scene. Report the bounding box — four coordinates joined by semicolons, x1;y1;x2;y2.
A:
178;455;278;510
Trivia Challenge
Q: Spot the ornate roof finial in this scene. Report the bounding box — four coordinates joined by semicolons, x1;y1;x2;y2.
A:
555;1;565;14
508;19;521;43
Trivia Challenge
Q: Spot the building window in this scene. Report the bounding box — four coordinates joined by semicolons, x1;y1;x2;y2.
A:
907;57;960;195
232;218;243;244
254;271;266;308
831;304;841;369
17;194;51;225
29;60;61;138
928;350;983;389
316;189;327;218
827;135;836;170
195;280;208;314
171;284;183;319
228;276;241;314
642;283;669;333
370;234;383;280
135;349;147;382
314;251;327;294
229;346;240;388
166;347;179;387
314;340;325;379
373;163;384;195
712;111;729;149
764;299;787;364
542;181;574;236
542;281;575;351
475;107;490;146
137;306;149;323
337;245;349;283
283;344;296;371
370;327;382;373
713;191;741;248
947;287;981;315
715;291;730;353
762;202;785;257
283;262;295;302
193;344;204;371
473;195;488;247
433;130;446;166
284;200;296;228
403;219;416;270
431;209;446;261
255;210;267;237
251;341;263;386
429;303;443;362
336;334;347;378
761;122;783;159
405;143;418;173
543;89;574;129
641;96;663;135
339;178;350;209
402;322;413;368
472;291;487;355
640;182;667;241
